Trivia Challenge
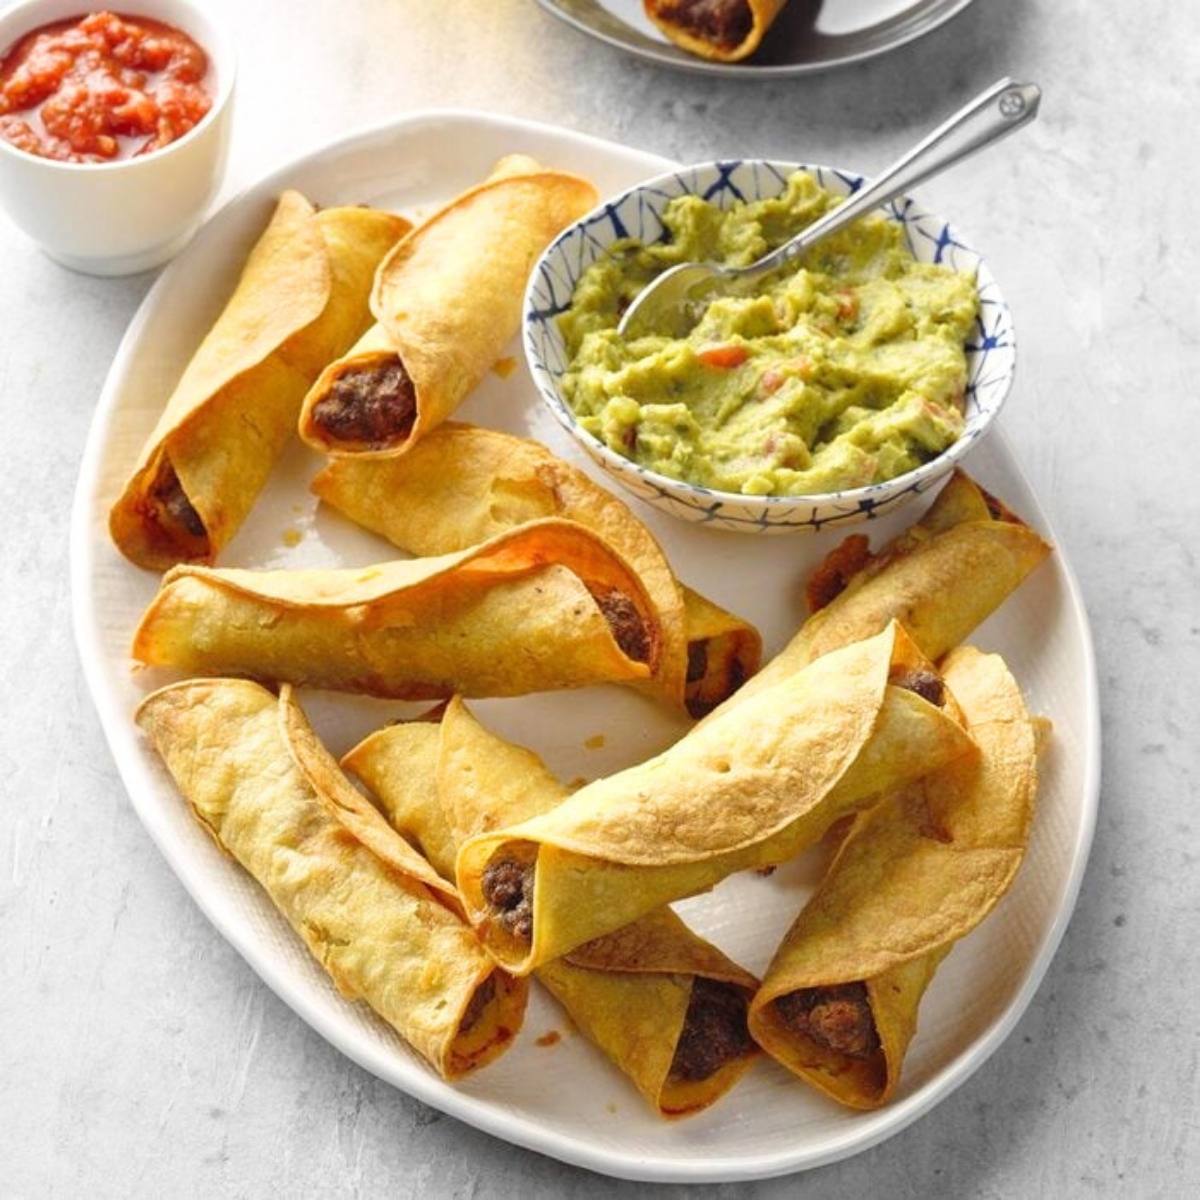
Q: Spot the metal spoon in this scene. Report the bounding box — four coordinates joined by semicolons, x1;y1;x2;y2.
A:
617;77;1041;340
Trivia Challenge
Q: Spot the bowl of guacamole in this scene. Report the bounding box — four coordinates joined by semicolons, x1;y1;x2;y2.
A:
525;160;1015;534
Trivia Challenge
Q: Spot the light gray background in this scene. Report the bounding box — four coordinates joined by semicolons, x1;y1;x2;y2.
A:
2;0;1196;1195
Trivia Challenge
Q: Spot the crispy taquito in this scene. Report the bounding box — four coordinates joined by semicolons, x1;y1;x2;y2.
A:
457;622;977;974
749;646;1043;1107
136;679;526;1079
110;192;408;569
313;422;761;715
702;471;1051;722
131;520;662;700
298;156;597;457
644;1;788;63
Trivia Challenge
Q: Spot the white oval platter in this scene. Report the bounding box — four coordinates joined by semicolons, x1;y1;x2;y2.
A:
70;110;1099;1184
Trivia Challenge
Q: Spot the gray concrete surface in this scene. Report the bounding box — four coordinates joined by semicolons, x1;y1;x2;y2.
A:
1;0;1196;1194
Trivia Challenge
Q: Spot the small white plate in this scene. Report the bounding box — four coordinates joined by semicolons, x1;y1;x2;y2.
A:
537;0;979;78
70;110;1099;1184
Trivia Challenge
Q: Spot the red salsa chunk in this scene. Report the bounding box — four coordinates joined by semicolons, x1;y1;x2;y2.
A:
0;11;212;163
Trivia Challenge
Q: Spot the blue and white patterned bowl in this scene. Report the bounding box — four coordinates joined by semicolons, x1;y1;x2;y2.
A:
523;159;1015;534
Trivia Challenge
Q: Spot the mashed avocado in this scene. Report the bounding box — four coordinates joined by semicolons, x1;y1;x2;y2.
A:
559;172;978;497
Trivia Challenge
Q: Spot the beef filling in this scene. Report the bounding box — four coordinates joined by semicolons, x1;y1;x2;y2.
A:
660;0;753;47
590;587;651;664
726;652;748;695
149;459;205;539
481;857;536;941
685;640;750;718
311;360;417;446
805;533;871;612
668;978;754;1083
458;974;496;1034
889;666;945;707
774;982;880;1060
979;482;1017;523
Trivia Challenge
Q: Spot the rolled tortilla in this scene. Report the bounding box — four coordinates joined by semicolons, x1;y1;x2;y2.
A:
748;646;1042;1108
135;679;526;1080
110;193;409;569
456;621;978;975
131;519;662;700
298;156;598;457
704;471;1051;720
312;422;762;715
644;1;788;63
343;699;760;1118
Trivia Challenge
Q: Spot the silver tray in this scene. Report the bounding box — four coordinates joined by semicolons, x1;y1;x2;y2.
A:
537;0;979;77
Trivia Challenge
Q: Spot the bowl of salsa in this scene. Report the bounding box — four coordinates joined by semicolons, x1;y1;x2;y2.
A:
0;0;234;274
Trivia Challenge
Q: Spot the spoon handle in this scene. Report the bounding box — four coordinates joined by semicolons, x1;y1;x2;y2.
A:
752;77;1042;276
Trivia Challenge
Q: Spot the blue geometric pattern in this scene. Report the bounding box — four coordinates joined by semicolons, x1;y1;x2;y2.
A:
523;159;1016;534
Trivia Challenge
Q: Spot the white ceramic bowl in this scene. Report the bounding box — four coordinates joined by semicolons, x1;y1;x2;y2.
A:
0;0;235;275
525;159;1016;534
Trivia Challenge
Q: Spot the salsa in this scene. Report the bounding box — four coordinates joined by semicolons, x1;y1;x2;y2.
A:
0;11;212;163
559;172;979;498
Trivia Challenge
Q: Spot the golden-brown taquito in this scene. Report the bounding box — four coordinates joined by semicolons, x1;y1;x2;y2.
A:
298;156;597;457
343;699;760;1118
110;193;408;569
702;471;1052;721
312;422;761;715
456;622;978;975
748;646;1042;1108
644;1;788;63
131;519;663;700
136;679;526;1079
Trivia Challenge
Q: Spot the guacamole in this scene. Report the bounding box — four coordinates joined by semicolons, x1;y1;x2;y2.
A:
558;172;978;497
